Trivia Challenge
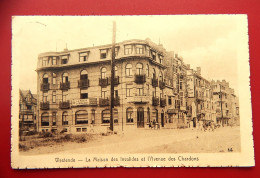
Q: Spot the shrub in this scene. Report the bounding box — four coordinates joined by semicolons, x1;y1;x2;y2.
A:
74;135;87;143
39;132;53;138
19;144;29;151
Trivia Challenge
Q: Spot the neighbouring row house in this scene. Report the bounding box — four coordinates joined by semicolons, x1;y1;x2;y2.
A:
19;89;37;131
36;38;240;133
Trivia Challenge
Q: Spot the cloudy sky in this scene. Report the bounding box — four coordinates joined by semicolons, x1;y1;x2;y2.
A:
12;15;245;94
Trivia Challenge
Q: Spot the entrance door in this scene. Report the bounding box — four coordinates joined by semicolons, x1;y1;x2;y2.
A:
161;112;164;127
137;107;144;128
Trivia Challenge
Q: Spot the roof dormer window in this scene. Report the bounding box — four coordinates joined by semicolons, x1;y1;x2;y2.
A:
79;52;89;62
61;55;69;64
52;56;57;65
100;49;107;59
124;45;132;55
136;45;144;54
42;57;49;66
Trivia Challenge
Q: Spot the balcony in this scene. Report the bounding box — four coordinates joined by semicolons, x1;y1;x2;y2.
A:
99;78;110;87
113;76;120;86
134;74;146;84
41;83;50;91
78;79;89;89
152;97;159;106
99;98;110;106
59;101;70;109
89;98;98;106
114;96;120;106
160;98;166;107
60;82;70;90
40;102;49;110
152;78;158;87
159;80;166;89
132;95;149;104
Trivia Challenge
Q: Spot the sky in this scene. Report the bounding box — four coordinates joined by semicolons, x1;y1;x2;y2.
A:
12;15;245;94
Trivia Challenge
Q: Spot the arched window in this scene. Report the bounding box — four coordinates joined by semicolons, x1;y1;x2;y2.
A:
146;64;149;77
152;109;158;123
101;67;107;79
52;112;57;126
136;63;143;75
52;73;56;85
125;64;132;76
102;109;110;123
41;112;49;126
75;110;88;124
126;107;133;123
159;71;163;81
80;70;88;80
43;74;48;83
115;66;118;76
62;73;69;83
152;68;156;79
62;111;68;125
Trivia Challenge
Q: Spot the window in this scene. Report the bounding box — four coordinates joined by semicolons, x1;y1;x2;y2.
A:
52;56;57;65
62;111;68;125
80;70;88;80
62;73;69;83
75;110;88;124
91;109;95;124
52;91;56;103
159;72;163;81
159;55;163;64
136;45;144;54
137;86;144;96
147;107;150;123
61;55;68;64
136;63;143;75
168;96;172;105
41;112;49;126
102;110;110;123
126;84;133;97
62;91;67;102
42;57;49;66
52;73;56;85
43;74;48;83
124;45;132;55
180;80;183;90
125;64;132;76
43;92;48;102
126;107;133;123
80;89;88;99
101;89;107;99
146;64;149;77
79;52;88;62
100;49;107;59
52;112;56;126
115;90;118;97
115;66;118;76
151;51;156;60
152;68;156;79
101;67;107;79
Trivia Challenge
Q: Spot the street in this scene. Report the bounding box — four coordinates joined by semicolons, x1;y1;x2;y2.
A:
21;126;240;155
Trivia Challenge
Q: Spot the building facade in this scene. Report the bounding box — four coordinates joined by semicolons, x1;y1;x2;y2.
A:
36;39;171;133
19;89;37;131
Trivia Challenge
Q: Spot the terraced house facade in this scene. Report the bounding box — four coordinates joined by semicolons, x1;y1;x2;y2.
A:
36;39;174;133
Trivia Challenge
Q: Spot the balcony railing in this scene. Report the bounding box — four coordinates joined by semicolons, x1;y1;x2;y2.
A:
59;101;70;109
99;98;110;106
152;78;158;87
41;83;50;91
133;95;149;104
89;98;98;106
159;80;166;89
152;97;159;106
112;76;120;86
60;82;70;90
78;79;89;89
99;78;110;87
160;98;166;107
40;102;49;110
134;74;146;84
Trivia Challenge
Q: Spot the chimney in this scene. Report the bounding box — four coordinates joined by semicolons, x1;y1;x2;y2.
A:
197;67;201;76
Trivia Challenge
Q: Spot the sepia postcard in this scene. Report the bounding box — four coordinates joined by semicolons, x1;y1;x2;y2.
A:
11;15;254;168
